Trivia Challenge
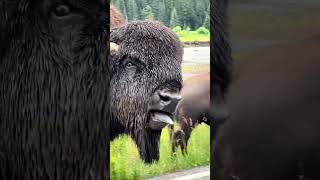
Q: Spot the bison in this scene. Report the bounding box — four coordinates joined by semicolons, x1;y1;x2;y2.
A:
0;0;109;179
110;5;125;29
211;0;233;175
214;34;320;180
109;21;183;163
170;73;210;155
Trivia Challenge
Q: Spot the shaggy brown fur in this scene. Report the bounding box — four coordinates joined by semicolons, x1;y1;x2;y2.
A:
110;5;125;29
0;1;109;179
110;21;183;163
170;73;210;155
215;34;320;180
211;0;233;175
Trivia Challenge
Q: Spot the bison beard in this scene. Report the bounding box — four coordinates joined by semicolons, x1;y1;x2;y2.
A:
110;21;183;163
0;1;109;180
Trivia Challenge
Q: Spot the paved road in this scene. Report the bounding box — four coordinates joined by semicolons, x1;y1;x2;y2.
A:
146;166;210;180
183;47;210;65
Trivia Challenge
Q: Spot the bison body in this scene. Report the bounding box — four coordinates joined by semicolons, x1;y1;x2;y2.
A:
214;35;320;180
171;73;210;155
0;1;109;179
211;0;233;174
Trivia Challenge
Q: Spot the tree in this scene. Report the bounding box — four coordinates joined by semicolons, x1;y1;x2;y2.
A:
111;0;210;29
158;0;166;24
115;0;128;21
203;13;210;29
142;5;154;20
169;8;180;28
127;0;139;20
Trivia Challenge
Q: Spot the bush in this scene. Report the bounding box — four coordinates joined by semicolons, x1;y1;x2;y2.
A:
173;26;182;33
184;26;191;31
196;27;210;35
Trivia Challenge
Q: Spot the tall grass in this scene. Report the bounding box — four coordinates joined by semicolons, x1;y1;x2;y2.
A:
110;124;210;180
173;27;210;43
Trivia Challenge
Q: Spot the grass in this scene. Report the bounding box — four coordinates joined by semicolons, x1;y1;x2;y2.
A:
178;31;210;43
110;124;210;180
174;29;210;43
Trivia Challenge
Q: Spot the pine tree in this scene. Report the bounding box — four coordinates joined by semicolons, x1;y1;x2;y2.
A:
116;0;128;21
158;0;166;24
203;13;210;30
127;0;139;21
169;8;180;28
142;5;154;20
150;0;160;21
111;0;210;29
164;0;174;26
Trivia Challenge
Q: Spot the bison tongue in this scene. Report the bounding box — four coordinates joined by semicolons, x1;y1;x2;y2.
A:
148;112;173;130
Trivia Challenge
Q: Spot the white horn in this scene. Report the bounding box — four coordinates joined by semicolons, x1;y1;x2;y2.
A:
110;42;119;54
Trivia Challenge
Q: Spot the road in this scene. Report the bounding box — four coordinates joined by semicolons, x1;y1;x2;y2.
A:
230;0;320;54
146;166;210;180
183;47;210;65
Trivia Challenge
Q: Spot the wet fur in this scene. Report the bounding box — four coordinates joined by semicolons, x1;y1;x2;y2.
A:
211;0;233;175
110;21;183;163
0;0;109;179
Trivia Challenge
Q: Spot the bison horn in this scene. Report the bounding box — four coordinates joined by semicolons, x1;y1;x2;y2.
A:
110;42;119;55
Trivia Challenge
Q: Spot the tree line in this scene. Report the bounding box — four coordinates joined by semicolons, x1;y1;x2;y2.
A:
110;0;210;30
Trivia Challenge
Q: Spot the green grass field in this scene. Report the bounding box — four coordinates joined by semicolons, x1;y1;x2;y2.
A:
174;27;210;43
110;124;210;180
178;31;210;43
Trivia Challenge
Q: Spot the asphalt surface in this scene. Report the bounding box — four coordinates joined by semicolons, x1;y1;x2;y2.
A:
146;166;210;180
183;47;210;65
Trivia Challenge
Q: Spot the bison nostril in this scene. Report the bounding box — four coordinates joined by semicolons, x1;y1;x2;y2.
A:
159;93;171;102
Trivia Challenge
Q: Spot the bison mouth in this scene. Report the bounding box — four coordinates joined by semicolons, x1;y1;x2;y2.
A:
147;88;181;130
148;110;174;130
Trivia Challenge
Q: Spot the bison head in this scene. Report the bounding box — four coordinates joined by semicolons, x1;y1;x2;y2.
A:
0;0;109;179
110;21;183;163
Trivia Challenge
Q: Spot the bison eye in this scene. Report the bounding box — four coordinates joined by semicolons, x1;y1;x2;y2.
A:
126;62;134;67
124;61;137;72
53;4;71;17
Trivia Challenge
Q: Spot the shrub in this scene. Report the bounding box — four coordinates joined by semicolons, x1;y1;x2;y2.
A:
173;26;182;33
196;27;210;35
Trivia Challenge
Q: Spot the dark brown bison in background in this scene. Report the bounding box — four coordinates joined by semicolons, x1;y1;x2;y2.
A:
110;21;183;163
170;73;210;155
0;0;109;179
214;33;320;179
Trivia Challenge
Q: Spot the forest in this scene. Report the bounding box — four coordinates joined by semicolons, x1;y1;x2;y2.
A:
110;0;210;30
